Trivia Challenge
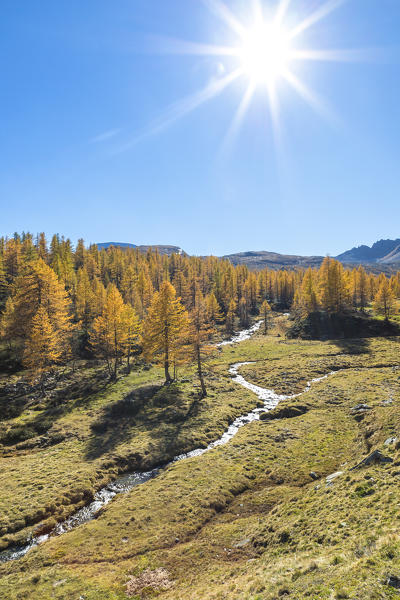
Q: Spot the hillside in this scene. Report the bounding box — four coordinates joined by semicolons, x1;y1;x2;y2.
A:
1;315;400;599
96;239;400;270
221;250;324;270
97;243;184;256
336;238;400;264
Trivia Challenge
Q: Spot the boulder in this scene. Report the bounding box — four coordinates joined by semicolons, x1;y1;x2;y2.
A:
326;471;343;484
386;575;400;589
350;450;393;470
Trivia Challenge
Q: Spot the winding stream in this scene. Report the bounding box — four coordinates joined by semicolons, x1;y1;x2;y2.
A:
0;320;329;563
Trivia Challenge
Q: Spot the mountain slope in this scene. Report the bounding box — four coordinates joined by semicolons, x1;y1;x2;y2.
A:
336;238;400;264
97;242;184;256
221;250;324;270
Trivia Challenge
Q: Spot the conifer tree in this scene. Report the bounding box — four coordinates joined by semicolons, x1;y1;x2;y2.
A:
260;299;271;334
300;268;319;314
239;296;250;328
122;304;141;372
2;258;72;357
23;305;61;392
188;292;216;397
90;284;138;379
205;292;223;324
374;277;395;321
225;299;237;335
0;255;8;311
142;281;189;383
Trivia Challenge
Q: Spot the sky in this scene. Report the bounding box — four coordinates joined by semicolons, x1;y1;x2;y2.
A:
1;0;400;257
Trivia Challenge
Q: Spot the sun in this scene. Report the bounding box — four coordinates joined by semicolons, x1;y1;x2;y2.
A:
239;22;292;85
124;1;358;153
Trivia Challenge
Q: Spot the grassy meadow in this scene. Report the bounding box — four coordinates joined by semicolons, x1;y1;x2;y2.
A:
1;315;400;599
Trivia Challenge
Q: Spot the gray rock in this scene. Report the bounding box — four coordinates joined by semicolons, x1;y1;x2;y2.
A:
386;575;400;589
350;450;393;470
234;538;251;548
351;404;372;411
384;437;398;446
309;471;319;480
326;471;344;483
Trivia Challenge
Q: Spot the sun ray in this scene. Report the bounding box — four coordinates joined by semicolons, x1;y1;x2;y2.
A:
282;68;338;124
266;79;282;148
111;0;368;156
220;83;256;156
250;0;264;24
202;0;247;39
291;47;378;63
147;34;237;57
288;0;347;39
274;0;292;27
115;69;242;153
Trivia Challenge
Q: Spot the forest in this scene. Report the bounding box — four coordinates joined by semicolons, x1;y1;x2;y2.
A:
1;232;399;395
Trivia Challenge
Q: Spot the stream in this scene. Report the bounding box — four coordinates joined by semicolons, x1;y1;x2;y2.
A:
0;320;329;563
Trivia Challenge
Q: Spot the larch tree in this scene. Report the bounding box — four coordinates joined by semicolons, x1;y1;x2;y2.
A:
0;255;8;311
225;299;237;335
23;305;61;393
90;284;138;379
239;296;250;328
1;258;73;359
205;292;223;325
122;303;141;372
374;277;396;321
142;281;189;384
188;292;216;397
260;299;272;334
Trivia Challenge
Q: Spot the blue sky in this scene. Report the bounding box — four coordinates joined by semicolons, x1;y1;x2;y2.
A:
1;0;399;256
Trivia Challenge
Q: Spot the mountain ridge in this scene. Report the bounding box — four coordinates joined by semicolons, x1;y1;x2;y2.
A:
97;239;400;270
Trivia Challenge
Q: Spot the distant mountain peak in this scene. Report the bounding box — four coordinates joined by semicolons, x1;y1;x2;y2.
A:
336;238;400;264
97;242;185;256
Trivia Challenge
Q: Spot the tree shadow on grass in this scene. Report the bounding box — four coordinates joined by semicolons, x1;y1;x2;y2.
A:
331;337;372;356
143;385;204;458
84;384;160;460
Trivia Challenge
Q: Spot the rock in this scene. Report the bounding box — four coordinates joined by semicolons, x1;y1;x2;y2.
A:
386;575;400;589
350;450;393;471
384;437;398;446
381;399;393;406
351;404;372;412
234;538;251;548
260;405;309;421
309;471;319;480
326;471;344;483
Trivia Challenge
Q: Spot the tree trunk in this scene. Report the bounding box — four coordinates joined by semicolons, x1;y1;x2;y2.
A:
164;359;172;384
197;345;207;398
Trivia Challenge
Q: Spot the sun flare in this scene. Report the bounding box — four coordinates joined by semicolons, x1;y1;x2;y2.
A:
239;23;292;85
127;0;360;153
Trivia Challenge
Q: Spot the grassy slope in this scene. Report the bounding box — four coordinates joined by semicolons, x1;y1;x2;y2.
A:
1;318;400;599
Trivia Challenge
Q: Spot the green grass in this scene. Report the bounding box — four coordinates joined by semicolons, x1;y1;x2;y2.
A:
1;316;400;599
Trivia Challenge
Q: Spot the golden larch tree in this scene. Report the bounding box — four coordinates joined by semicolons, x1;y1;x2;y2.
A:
142;281;189;384
260;299;272;334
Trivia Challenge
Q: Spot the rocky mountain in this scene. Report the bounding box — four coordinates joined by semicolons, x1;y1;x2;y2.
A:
221;250;324;270
336;238;400;264
97;243;184;256
97;239;400;270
